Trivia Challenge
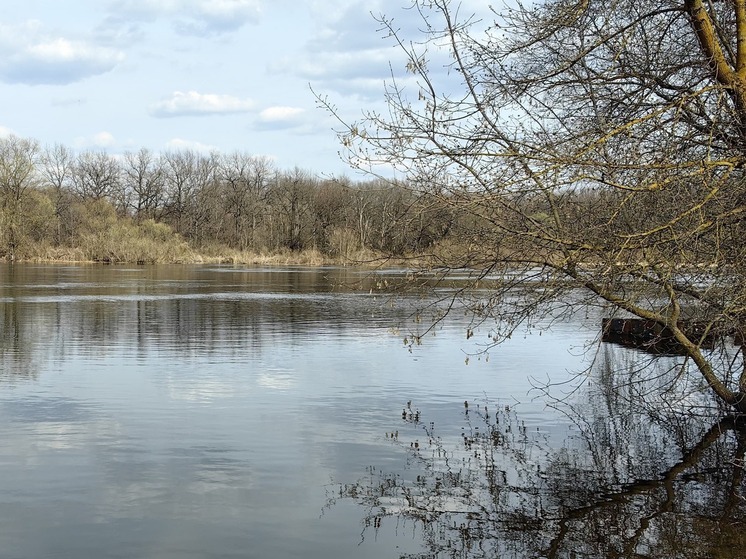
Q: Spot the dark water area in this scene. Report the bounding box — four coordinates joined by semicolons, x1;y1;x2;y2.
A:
0;264;743;558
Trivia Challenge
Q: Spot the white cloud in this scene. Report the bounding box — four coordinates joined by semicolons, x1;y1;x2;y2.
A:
268;4;414;101
292;0;488;102
72;131;118;150
0;21;124;85
150;91;255;117
255;106;306;130
259;106;305;122
111;0;261;36
275;46;416;100
0;1;397;175
193;0;261;27
0;126;17;137
164;138;219;152
93;131;117;147
306;2;391;53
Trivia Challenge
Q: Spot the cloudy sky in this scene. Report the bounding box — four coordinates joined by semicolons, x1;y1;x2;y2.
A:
0;0;491;176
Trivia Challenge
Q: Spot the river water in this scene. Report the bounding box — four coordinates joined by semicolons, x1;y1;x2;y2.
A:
0;264;743;558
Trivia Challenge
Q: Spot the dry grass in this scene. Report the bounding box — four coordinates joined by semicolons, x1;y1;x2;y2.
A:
77;219;195;264
15;244;394;267
25;245;87;263
200;247;329;266
194;246;386;267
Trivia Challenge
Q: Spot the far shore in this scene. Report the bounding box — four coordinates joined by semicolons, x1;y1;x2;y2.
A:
4;246;409;268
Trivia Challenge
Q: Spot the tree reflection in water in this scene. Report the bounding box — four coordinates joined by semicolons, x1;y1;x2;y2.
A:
328;348;746;558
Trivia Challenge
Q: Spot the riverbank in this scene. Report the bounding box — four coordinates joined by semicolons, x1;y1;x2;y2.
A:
14;242;392;268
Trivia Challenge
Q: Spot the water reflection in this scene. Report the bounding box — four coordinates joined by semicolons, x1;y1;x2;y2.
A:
332;350;746;558
4;263;740;557
0;264;409;375
3;263;521;559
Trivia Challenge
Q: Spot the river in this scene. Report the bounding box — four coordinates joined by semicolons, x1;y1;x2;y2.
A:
0;264;742;558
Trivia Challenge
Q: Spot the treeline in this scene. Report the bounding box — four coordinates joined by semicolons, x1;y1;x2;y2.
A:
0;135;456;263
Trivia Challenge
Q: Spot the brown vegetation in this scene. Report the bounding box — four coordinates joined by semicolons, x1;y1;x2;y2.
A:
0;139;460;265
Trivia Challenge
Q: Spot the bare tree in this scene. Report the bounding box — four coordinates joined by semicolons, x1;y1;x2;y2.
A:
217;152;273;250
365;179;411;253
162;149;218;241
244;155;274;249
319;0;746;413
73;151;121;202
122;148;166;221
270;167;315;251
39;143;76;244
0;135;40;259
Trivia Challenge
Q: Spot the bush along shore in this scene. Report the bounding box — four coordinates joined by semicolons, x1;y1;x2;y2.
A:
0;139;458;266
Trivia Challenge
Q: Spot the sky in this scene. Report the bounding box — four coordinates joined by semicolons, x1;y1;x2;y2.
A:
0;0;493;177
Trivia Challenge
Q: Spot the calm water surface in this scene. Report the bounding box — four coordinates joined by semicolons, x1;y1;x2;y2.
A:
0;264;742;558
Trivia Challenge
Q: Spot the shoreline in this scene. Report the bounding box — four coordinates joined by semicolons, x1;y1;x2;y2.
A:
3;247;399;268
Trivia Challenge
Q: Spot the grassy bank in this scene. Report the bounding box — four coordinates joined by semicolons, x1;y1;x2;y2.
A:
2;198;388;267
21;243;386;267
